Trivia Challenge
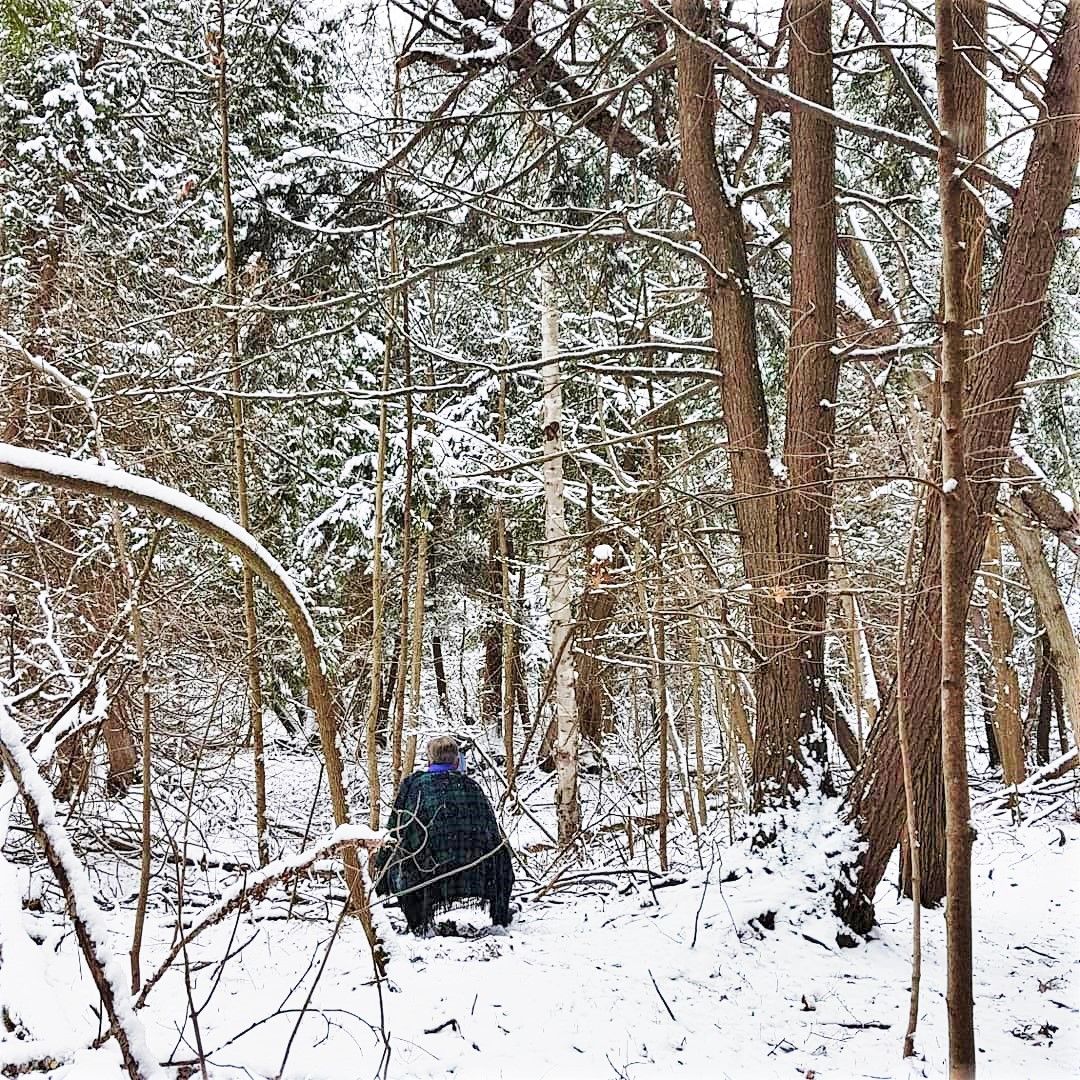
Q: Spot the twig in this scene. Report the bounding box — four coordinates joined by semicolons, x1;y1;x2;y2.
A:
818;1020;891;1030
423;1019;459;1035
134;826;382;1009
691;857;714;949
277;899;351;1077
647;969;677;1022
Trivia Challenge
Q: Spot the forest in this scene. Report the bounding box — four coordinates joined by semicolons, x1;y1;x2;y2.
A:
0;0;1078;1077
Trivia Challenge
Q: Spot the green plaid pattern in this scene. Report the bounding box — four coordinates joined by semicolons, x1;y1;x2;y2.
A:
373;770;513;931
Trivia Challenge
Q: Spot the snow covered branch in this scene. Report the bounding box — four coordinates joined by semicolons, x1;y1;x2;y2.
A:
0;701;163;1080
133;824;384;1009
0;443;363;905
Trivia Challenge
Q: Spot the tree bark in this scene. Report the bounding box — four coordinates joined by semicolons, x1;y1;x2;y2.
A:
936;1;978;1067
480;527;503;729
428;547;451;716
366;222;396;828
403;506;429;778
832;534;879;758
1004;504;1080;755
898;491;925;1059
672;0;791;798
391;280;414;789
213;2;269;871
775;0;839;788
837;2;1080;933
982;524;1025;785
496;312;516;790
539;261;580;845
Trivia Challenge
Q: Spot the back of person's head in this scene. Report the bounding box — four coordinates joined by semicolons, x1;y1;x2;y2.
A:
427;734;459;766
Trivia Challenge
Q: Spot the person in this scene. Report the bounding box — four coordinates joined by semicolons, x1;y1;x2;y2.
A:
373;734;513;934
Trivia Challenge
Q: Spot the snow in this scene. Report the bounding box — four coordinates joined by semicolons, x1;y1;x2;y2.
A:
1010;439;1046;481
3;743;1075;1080
592;543;614;563
943;478;958;494
0;443;318;644
0;701;165;1079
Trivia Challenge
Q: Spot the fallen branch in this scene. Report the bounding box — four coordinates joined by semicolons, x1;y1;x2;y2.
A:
817;1020;891;1030
133;825;383;1010
423;1019;460;1035
0;703;163;1080
973;750;1078;810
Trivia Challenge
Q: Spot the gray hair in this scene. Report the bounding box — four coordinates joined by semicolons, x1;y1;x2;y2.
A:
426;734;459;766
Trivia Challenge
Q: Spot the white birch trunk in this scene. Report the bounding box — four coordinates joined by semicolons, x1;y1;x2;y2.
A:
539;262;579;844
831;535;879;754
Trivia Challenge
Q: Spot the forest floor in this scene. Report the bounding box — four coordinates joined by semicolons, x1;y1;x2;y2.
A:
5;748;1077;1080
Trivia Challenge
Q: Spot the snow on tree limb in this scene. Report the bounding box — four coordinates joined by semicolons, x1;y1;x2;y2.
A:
0;701;164;1080
133;823;384;1009
0;442;312;638
0;443;371;924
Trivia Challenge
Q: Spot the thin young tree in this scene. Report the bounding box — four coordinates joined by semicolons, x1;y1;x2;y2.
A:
212;0;269;868
539;260;580;844
936;1;977;1069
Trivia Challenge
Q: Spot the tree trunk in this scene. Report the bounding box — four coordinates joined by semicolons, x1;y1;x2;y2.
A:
391;282;414;789
832;534;879;757
672;0;793;799
479;528;503;729
403;506;429;777
1034;633;1053;766
496;318;516;790
514;562;531;737
1004;505;1080;754
539;261;580;845
836;3;1080;932
103;698;138;795
366;225;396;828
982;524;1025;784
969;605;1002;766
690;616;708;827
576;552;617;745
213;3;269;870
773;0;839;789
428;549;451;716
936;2;977;1067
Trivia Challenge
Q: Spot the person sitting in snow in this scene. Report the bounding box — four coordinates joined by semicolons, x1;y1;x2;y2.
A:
372;734;513;934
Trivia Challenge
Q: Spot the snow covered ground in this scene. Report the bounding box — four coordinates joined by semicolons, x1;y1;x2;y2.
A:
3;749;1076;1080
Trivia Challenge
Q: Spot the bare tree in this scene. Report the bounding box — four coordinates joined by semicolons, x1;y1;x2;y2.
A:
837;1;1080;932
540;261;580;845
936;0;977;1067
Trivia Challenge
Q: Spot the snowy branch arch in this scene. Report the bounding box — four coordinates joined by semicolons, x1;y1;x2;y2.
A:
0;442;378;932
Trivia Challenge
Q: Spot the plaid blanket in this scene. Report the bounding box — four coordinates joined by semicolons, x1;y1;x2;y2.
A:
373;770;513;931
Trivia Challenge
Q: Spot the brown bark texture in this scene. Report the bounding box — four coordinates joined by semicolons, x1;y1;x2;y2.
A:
1005;505;1080;756
673;0;797;802
982;525;1025;785
576;559;617;744
837;1;1080;934
775;0;839;786
936;0;978;1066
